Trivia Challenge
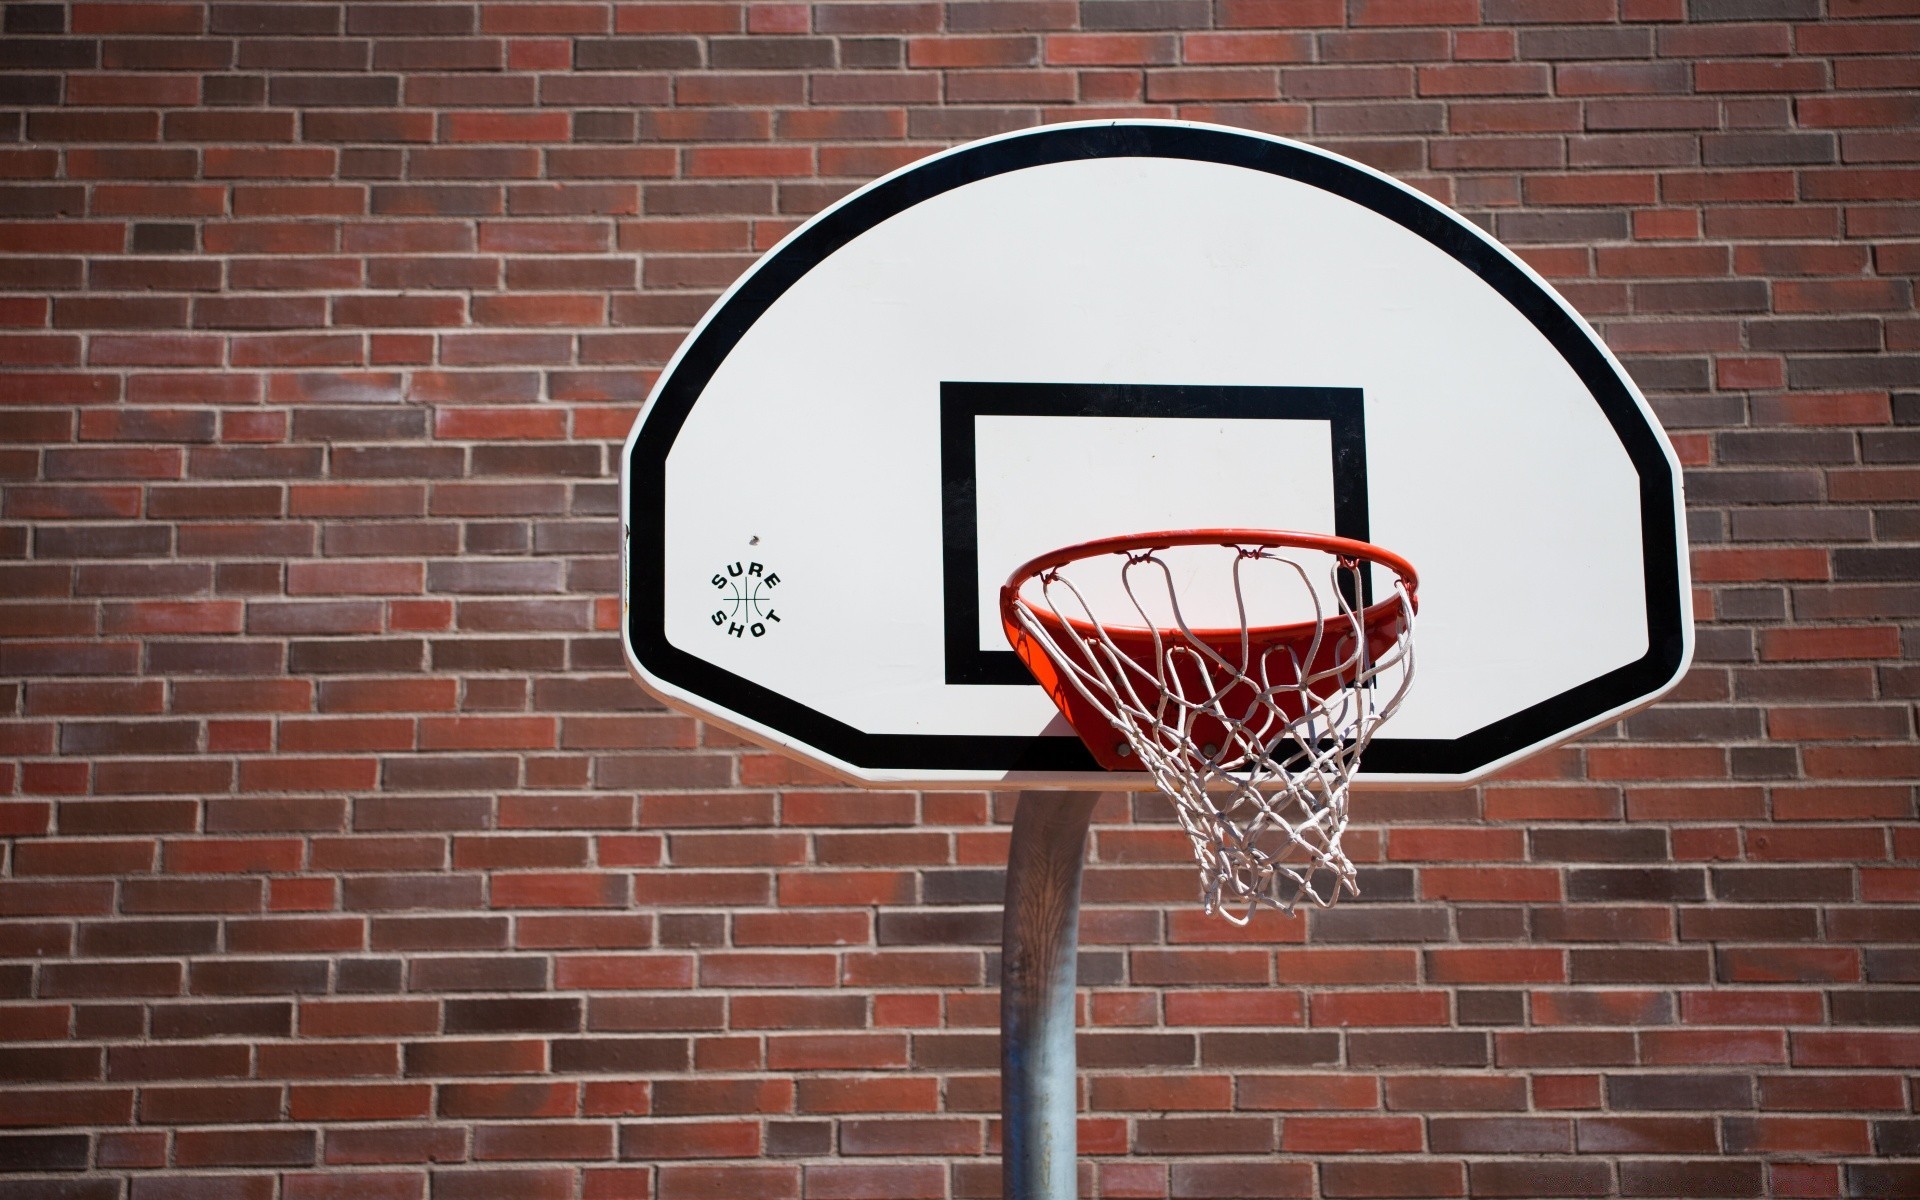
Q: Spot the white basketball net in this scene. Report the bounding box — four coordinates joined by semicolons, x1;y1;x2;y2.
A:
1008;542;1415;924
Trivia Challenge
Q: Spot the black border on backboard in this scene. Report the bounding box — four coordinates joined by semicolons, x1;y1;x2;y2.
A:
939;381;1371;686
624;122;1689;778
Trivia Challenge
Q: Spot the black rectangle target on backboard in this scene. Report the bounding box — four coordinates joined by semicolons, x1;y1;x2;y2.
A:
940;382;1370;686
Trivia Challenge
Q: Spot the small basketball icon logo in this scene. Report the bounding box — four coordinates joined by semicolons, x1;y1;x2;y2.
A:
711;561;781;639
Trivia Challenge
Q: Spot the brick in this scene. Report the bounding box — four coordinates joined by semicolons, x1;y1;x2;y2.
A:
1431;1116;1571;1154
1349;1031;1489;1068
283;1174;427;1200
1277;1115;1420;1154
1168;1161;1315;1197
0;1085;131;1132
1467;1162;1609;1198
1379;1075;1522;1116
1494;1030;1639;1069
1760;1073;1905;1112
0;1133;93;1171
175;1128;318;1168
445;999;583;1035
1621;1160;1765;1197
653;1165;801;1200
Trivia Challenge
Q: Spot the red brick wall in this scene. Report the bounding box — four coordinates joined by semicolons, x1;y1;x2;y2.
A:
2;1;1917;1197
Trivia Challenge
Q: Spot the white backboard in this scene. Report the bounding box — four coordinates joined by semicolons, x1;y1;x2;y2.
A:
621;121;1692;789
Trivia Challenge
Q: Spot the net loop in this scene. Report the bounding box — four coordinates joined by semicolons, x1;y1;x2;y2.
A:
1002;531;1417;924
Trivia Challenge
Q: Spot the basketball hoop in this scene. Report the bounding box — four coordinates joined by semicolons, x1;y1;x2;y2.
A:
1002;530;1418;923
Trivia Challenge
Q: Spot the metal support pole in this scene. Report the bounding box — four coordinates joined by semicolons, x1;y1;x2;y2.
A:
1000;790;1100;1200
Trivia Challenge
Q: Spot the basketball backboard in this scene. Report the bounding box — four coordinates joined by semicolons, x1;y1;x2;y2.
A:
620;120;1692;789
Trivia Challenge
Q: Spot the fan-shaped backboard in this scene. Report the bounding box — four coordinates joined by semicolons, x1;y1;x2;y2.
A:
620;120;1692;788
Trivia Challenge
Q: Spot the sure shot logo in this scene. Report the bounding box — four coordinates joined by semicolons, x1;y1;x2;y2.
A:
711;560;781;638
